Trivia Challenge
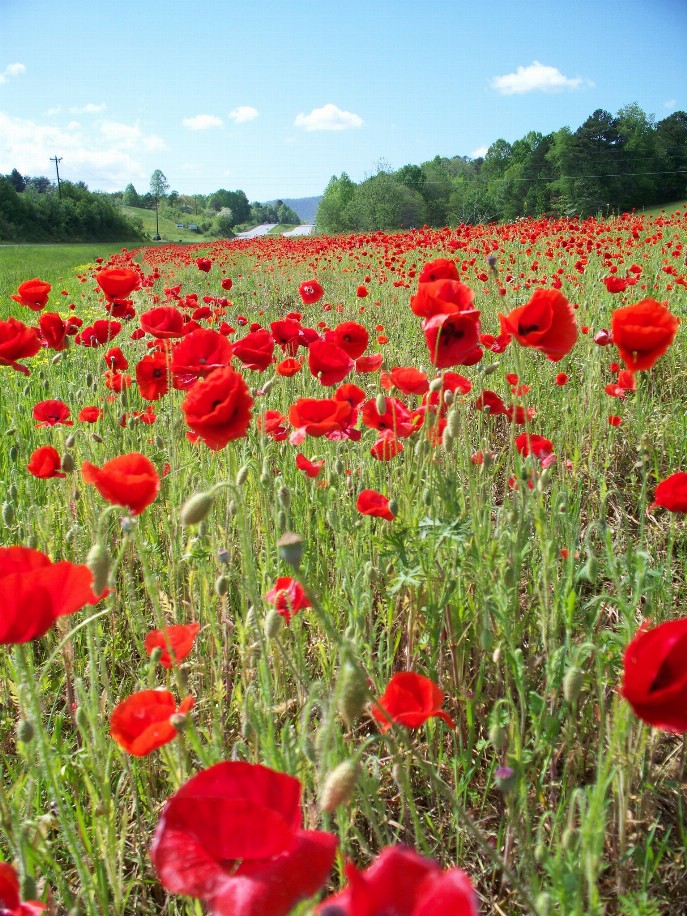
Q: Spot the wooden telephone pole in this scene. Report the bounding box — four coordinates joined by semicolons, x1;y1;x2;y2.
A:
50;156;63;199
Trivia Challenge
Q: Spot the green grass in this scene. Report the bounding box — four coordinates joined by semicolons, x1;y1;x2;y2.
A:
1;212;687;914
120;205;221;243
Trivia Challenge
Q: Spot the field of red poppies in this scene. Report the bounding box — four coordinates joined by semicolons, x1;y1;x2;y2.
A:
1;208;687;915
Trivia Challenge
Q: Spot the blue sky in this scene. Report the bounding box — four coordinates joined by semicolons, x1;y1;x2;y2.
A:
1;0;685;202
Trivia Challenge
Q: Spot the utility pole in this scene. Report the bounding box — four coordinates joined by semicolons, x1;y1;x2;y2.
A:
50;156;62;199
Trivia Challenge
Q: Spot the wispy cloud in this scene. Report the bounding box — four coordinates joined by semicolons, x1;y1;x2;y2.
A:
663;99;676;110
0;63;26;85
69;103;107;115
294;103;363;131
491;61;593;95
181;114;224;130
229;105;259;124
471;144;489;159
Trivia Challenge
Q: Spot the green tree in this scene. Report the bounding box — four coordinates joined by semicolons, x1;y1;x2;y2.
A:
149;170;169;238
122;183;140;207
315;173;356;233
343;173;426;231
655;110;687;202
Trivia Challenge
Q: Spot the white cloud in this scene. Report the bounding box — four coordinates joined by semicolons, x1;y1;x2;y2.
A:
229;105;259;123
471;145;489;159
294;103;363;131
46;105;62;116
0;63;26;84
490;61;593;95
181;114;223;130
0;111;166;190
663;99;676;110
69;102;107;115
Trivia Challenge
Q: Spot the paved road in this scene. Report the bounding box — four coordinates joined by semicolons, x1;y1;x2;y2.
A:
233;223;277;239
282;224;314;236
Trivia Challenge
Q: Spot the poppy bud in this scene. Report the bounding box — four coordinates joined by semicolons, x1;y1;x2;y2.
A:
265;609;283;639
334;458;345;476
61;452;75;474
387;498;398;517
375;393;386;415
9;446;18;462
563;666;584;704
170;712;189;731
8;484;18;502
535;892;551;916
180;491;215;527
2;502;15;526
65;434;76;448
66;525;80;544
488;722;508;752
236;464;250;487
228;499;237;517
277;486;291;509
92;433;103;444
149;646;163;665
16;718;35;744
277;531;304;569
534;843;547;865
561;827;577;850
75;705;89;732
337;660;369;727
86;543;110;595
446;408;459;437
443;389;455;406
52;352;63;364
215;575;229;597
261;378;276;395
277;509;287;531
481;363;499;376
319;759;359;813
441;426;454;451
179;663;191;689
85;372;93;387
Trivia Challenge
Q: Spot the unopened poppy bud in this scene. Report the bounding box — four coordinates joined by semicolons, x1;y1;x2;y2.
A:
277;531;304;569
61;452;75;474
92;433;103;444
375;393;387;415
16;718;35;744
563;666;584;704
180;491;215;527
51;352;63;365
446;408;460;438
319;759;359;813
443;389;455;406
422;487;432;506
387;498;398;517
86;543;110;594
561;827;577;850
85;372;93;387
488;723;508;752
65;434;76;449
228;499;237;517
441;426;454;451
337;660;369;727
481;363;499;376
235;464;250;487
277;509;287;530
261;377;276;395
2;502;15;526
535;892;551;916
277;486;291;509
534;843;547;865
215;574;229;597
8;446;18;462
8;484;18;502
265;609;284;639
66;525;80;544
169;712;189;731
149;646;163;665
75;705;89;732
334;458;345;476
179;663;191;689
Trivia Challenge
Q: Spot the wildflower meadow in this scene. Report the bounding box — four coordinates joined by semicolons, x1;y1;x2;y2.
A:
1;207;687;915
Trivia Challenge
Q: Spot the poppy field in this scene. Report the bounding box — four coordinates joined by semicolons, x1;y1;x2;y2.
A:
1;207;687;915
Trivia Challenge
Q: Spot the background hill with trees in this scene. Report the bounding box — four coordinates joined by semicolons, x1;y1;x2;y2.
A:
315;105;687;232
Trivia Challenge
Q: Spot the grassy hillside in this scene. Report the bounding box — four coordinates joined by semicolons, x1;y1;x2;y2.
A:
121;206;221;243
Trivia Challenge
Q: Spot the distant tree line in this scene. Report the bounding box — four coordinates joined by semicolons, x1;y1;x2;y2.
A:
115;179;300;237
316;105;687;232
0;170;144;242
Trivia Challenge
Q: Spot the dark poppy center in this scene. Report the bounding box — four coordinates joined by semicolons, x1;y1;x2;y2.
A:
518;322;539;336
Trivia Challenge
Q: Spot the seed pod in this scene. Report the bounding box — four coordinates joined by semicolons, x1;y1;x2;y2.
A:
180;491;215;527
563;666;584;705
337;660;369;727
319;759;358;813
86;543;110;594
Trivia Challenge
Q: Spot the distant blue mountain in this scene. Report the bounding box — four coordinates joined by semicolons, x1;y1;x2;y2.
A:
269;196;321;224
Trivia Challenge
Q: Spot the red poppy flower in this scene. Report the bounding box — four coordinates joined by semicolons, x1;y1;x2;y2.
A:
104;370;132;392
257;410;290;441
39;312;68;351
78;405;103;423
556;372;568;385
295;454;325;478
136;350;169;400
276;357;303;377
362;397;415;438
316;845;477;916
603;276;629;294
27;445;66;479
0;317;41;374
422;311;481;368
355;353;383;373
298;279;324;305
110;690;195;756
289;398;353;439
356;285;368;298
308;338;353;386
442;371;472;395
621;618;687;732
514;433;553;458
370;433;403;461
372;672;455;732
474;390;508;415
103;346;128;370
334;383;366;409
148;630;195;668
0;861;47;914
95;268;141;301
10;278;51;311
221;277;233;291
81;452;160;515
33;399;73;428
181;366;254;450
356;489;395;521
389;366;429;396
232;328;275;372
0;546;104;644
328;321;369;359
417;258;460;283
151;761;337;916
140;306;186;339
652;472;687;513
171;328;233;389
410;279;474;319
499;289;577;362
196;257;212;272
76;319;122;347
264;577;311;624
610;299;679;371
